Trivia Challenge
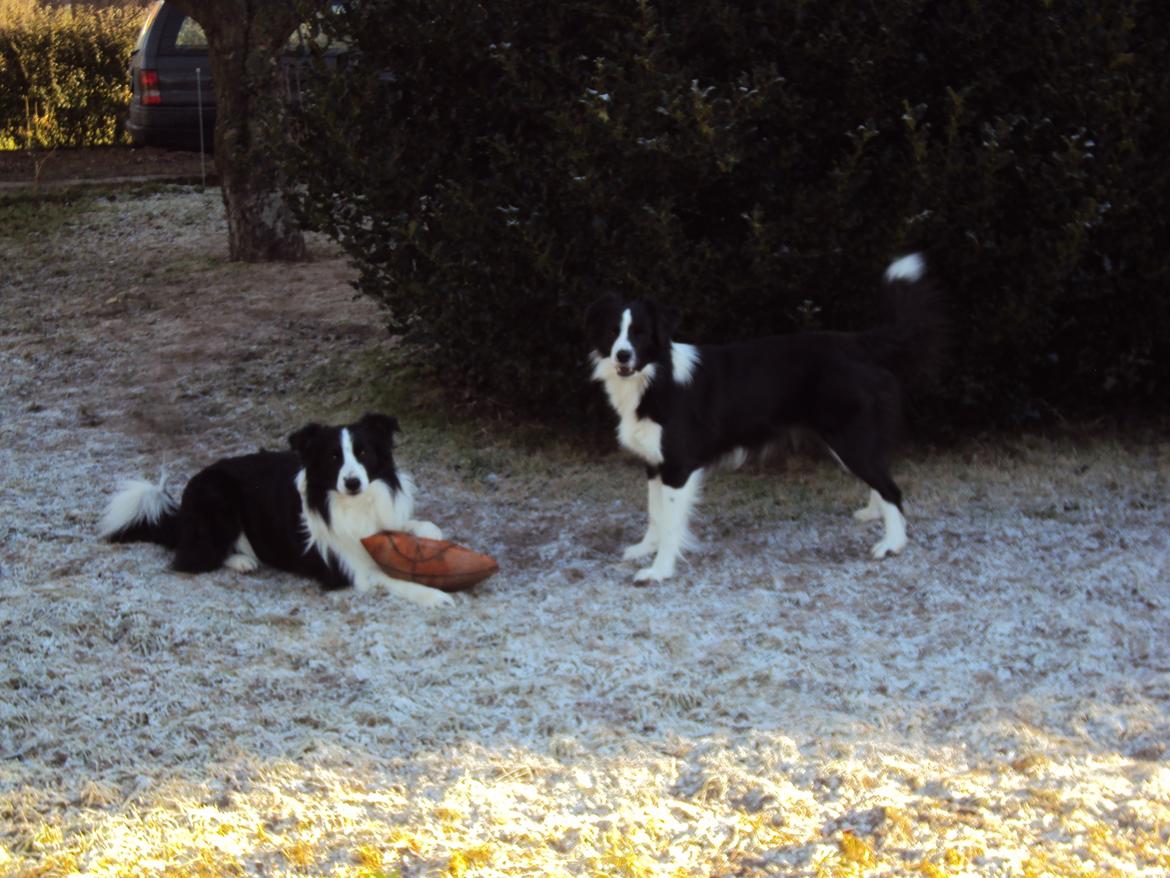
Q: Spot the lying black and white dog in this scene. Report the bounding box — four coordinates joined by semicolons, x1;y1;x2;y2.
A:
585;254;945;582
100;413;453;607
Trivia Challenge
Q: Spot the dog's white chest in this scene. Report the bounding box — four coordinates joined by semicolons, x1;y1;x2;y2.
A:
596;364;664;465
617;414;664;465
332;491;382;538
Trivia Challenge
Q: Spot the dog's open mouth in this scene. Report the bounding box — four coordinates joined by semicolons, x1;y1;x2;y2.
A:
616;364;635;377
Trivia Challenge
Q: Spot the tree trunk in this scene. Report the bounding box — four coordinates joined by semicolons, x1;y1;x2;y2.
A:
174;1;306;262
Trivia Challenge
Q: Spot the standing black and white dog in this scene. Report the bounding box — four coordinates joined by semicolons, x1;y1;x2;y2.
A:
585;254;945;582
100;413;453;607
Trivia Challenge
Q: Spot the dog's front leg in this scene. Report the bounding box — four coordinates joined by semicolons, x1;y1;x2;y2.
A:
347;547;454;608
634;468;701;583
354;564;455;607
623;469;662;561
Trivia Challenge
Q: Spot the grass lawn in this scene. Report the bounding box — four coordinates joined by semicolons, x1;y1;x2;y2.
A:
1;185;1168;877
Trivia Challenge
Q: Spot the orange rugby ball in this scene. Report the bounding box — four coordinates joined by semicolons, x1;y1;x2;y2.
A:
360;531;499;592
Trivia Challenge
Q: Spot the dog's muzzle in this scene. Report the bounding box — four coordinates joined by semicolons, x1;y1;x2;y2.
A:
614;349;635;377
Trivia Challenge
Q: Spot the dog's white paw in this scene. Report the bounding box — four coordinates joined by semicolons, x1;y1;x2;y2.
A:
870;536;907;559
412;587;456;608
634;563;674;583
411;520;444;541
853;504;882;522
622;539;658;561
225;553;258;573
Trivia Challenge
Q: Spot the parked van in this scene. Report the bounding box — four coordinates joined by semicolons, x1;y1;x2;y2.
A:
127;1;344;150
127;2;215;149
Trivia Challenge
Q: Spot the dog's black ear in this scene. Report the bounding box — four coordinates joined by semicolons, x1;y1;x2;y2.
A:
359;412;400;447
289;423;324;459
584;294;622;347
646;300;680;350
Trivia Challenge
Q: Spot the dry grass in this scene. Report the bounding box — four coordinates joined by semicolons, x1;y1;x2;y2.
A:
1;186;1169;877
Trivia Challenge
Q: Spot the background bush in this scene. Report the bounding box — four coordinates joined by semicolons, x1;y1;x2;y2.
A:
288;0;1170;431
0;0;144;149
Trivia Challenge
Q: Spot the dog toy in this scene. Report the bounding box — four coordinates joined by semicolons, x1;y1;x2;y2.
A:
360;531;499;592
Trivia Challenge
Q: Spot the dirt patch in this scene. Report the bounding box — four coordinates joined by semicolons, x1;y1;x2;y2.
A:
0;145;210;187
2;187;1169;877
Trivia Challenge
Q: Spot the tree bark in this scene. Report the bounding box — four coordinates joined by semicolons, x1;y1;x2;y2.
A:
172;0;308;262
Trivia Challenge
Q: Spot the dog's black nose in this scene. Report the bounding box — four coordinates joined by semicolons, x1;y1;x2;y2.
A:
615;349;632;364
344;477;362;493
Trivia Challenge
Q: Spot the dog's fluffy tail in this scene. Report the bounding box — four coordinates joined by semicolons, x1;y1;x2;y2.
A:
859;253;948;387
99;476;180;548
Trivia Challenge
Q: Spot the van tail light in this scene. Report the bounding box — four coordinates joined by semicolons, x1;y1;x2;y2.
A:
139;69;162;105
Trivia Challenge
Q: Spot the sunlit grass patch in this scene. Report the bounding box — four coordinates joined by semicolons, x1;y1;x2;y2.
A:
442;843;496;878
593;828;657;878
813;831;878;878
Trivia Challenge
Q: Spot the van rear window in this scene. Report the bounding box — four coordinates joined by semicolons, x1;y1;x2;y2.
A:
171;17;208;51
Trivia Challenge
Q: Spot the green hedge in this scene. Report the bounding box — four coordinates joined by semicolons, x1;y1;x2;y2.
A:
288;0;1170;430
0;0;144;149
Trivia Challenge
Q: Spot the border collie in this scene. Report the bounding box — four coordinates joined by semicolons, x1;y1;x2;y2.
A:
100;413;454;608
585;254;945;582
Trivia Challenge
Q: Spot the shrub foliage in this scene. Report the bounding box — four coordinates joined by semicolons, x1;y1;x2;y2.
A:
289;0;1170;429
0;0;143;149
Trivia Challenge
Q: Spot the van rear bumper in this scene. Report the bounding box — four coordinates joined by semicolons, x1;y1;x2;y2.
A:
127;104;215;150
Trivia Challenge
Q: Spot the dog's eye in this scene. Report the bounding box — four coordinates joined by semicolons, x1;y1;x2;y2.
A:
629;324;641;336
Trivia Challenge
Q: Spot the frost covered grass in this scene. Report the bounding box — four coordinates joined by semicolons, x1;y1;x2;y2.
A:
1;187;1169;877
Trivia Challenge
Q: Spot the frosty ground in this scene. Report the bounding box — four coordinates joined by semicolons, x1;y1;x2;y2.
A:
1;186;1168;877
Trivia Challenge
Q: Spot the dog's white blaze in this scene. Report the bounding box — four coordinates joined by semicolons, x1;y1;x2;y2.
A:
337;428;369;493
609;308;636;367
671;342;700;385
99;476;176;538
884;253;924;283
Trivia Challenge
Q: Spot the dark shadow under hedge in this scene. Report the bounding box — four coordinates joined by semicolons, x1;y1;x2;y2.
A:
285;0;1170;433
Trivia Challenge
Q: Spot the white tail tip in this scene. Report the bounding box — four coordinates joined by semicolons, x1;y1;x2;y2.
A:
884;253;925;283
99;476;176;538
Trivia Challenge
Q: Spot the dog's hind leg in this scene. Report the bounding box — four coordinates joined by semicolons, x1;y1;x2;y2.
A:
171;469;243;573
824;432;906;560
623;469;662;561
819;366;908;558
852;489;883;522
634;467;702;583
868;493;907;559
826;450;883;522
225;532;260;573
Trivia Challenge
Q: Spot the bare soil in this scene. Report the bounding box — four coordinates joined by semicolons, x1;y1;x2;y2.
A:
0;146;210;187
1;185;1168;878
